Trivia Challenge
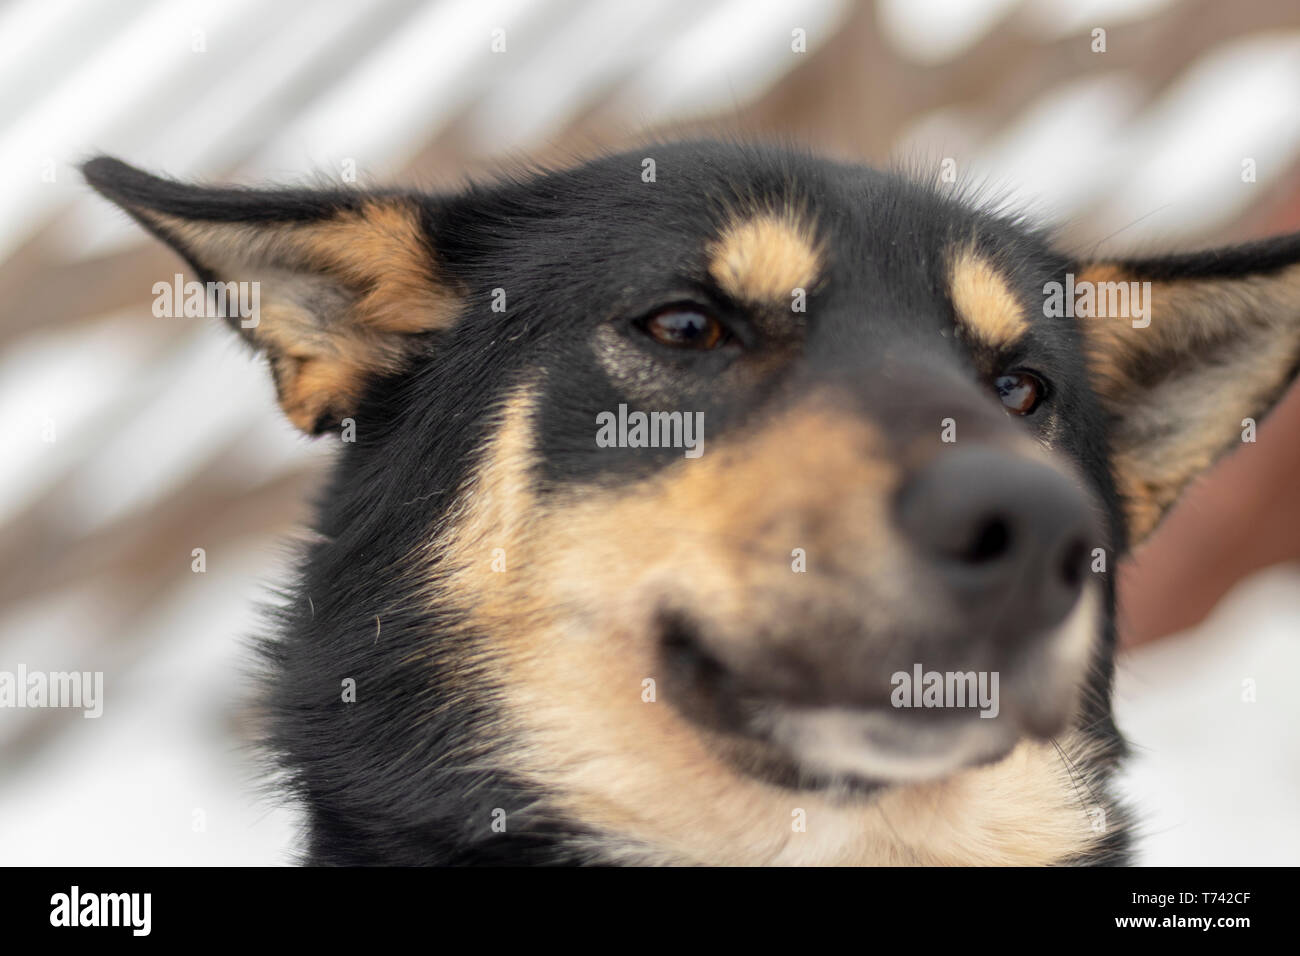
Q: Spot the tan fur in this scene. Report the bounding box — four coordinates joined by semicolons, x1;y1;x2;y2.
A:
142;202;461;431
426;388;1107;866
708;211;824;306
301;203;454;335
1079;262;1300;542
949;250;1027;349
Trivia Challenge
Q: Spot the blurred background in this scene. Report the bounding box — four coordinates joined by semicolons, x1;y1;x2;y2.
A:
1;0;1297;865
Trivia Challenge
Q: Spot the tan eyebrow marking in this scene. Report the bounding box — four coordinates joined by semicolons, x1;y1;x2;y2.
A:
708;211;823;307
949;250;1028;348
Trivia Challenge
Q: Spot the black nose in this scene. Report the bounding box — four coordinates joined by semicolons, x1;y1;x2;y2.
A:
895;445;1095;635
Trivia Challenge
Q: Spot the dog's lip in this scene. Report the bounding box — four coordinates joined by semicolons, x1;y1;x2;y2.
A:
657;589;1098;783
759;701;1017;749
756;702;1030;783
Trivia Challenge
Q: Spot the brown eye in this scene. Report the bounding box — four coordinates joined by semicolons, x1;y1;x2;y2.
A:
643;308;726;350
995;370;1046;415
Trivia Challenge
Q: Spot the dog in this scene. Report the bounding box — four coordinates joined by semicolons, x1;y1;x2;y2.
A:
83;142;1300;865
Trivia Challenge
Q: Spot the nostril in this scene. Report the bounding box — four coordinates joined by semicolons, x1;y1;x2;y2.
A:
960;514;1013;564
1058;537;1089;591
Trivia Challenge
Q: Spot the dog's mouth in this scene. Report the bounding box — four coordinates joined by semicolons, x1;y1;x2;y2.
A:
656;593;1097;790
753;703;1024;785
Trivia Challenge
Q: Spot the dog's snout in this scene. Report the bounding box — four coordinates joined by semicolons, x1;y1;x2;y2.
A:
895;445;1095;635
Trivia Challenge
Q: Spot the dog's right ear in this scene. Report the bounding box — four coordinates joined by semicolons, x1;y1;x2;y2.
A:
83;157;464;434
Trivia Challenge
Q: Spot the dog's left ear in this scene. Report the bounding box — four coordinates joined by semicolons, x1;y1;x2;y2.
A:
1077;233;1300;546
83;157;462;434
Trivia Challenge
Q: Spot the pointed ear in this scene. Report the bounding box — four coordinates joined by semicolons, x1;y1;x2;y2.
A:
82;157;463;434
1076;232;1300;546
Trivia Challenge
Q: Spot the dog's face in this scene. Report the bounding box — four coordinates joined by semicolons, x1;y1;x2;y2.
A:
86;143;1300;864
450;153;1114;788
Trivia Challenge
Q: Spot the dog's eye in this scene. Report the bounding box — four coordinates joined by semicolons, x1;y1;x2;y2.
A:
642;308;727;350
995;370;1046;415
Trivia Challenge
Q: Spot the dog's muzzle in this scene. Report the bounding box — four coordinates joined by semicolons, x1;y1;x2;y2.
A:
656;442;1101;785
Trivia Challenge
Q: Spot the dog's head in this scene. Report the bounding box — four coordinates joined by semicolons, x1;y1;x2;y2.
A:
85;143;1300;863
